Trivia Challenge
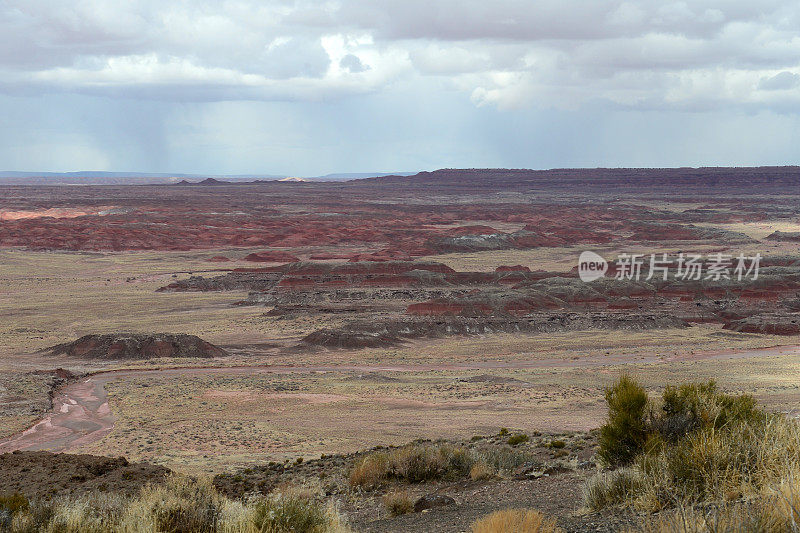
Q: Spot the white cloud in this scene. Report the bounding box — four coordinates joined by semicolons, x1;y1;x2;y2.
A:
1;0;799;112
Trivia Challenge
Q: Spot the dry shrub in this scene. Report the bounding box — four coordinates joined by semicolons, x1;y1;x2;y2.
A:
382;491;413;517
389;445;447;483
759;475;800;532
627;506;757;533
122;474;221;532
0;476;349;533
471;508;563;533
8;494;124;533
584;468;645;511
631;416;800;511
252;492;326;533
349;443;478;488
349;453;389;489
470;462;496;481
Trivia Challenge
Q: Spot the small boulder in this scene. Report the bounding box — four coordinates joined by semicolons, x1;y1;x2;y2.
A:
414;494;455;512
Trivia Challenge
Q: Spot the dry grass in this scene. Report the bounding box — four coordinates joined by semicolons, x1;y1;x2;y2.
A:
1;475;350;533
471;508;563;533
382;491;414;517
470;462;496;481
349;453;389;489
349;442;540;489
584;468;645;511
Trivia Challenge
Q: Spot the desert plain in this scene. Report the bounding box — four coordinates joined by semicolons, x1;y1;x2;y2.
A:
1;167;800;531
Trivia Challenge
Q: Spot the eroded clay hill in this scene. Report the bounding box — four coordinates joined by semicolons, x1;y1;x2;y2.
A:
49;334;228;359
156;257;800;348
4;167;800;349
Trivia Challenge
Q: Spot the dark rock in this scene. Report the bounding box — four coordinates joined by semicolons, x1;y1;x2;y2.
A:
414;494;456;512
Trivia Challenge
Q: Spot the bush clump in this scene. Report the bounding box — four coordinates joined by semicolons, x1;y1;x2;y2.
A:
588;375;793;513
382;491;413;517
349;443;478;488
507;434;529;446
598;374;649;468
0;476;349;533
349;441;545;489
469;462;496;481
252;491;328;533
471;508;563;533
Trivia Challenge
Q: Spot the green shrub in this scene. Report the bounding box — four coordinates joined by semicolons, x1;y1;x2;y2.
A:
0;493;29;516
548;440;566;449
587;377;800;513
475;446;540;474
656;381;764;442
598;375;650;467
507;434;529;446
444;445;475;478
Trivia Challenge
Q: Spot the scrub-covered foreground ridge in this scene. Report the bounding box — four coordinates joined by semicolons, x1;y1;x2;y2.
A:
1;167;800;532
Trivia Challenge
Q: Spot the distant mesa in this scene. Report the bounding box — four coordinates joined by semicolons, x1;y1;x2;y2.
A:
175;177;227;185
198;177;226;185
496;265;532;272
207;255;231;262
278;177;307;182
243;250;300;263
48;333;228;359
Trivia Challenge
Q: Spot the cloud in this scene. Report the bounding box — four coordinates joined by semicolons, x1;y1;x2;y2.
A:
759;70;800;90
1;0;800;113
340;54;369;73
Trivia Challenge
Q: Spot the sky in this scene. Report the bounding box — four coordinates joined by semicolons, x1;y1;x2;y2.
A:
2;0;800;176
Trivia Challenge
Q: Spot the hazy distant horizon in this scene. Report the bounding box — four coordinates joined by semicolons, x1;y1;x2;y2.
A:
3;164;800;186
